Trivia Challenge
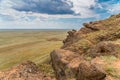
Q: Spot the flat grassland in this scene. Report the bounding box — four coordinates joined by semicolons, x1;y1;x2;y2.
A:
0;30;67;70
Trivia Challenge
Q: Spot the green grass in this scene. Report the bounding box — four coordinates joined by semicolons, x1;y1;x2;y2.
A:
0;30;68;70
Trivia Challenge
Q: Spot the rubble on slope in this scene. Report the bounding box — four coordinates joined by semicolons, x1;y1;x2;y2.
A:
0;61;53;80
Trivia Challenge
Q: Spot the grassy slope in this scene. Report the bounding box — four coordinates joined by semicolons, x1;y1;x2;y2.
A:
0;30;67;70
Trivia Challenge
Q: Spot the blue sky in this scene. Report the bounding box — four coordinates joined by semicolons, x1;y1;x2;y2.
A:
0;0;120;29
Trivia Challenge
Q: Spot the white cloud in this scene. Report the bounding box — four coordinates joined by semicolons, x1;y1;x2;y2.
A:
0;0;100;29
66;0;98;17
107;3;120;14
0;0;99;19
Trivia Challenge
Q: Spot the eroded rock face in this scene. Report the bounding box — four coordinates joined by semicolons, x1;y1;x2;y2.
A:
51;49;82;80
0;61;52;80
78;61;106;80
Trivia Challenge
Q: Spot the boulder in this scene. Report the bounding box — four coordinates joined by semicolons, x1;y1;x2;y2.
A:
51;49;82;80
78;61;106;80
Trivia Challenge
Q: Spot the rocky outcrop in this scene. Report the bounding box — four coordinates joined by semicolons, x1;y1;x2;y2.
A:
0;61;53;80
51;49;82;80
51;49;106;80
88;41;120;58
83;22;106;31
51;13;120;80
63;29;78;48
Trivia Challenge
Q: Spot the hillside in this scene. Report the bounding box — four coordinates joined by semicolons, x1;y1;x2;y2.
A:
51;13;120;80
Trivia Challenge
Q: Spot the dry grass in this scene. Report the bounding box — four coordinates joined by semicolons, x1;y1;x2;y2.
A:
0;30;67;70
100;56;120;80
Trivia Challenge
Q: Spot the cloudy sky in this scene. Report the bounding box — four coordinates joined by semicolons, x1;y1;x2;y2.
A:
0;0;120;29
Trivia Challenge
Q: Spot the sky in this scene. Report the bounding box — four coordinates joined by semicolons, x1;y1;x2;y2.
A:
0;0;120;29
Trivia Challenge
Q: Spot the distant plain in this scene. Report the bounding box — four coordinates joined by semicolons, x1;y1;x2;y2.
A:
0;30;68;70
